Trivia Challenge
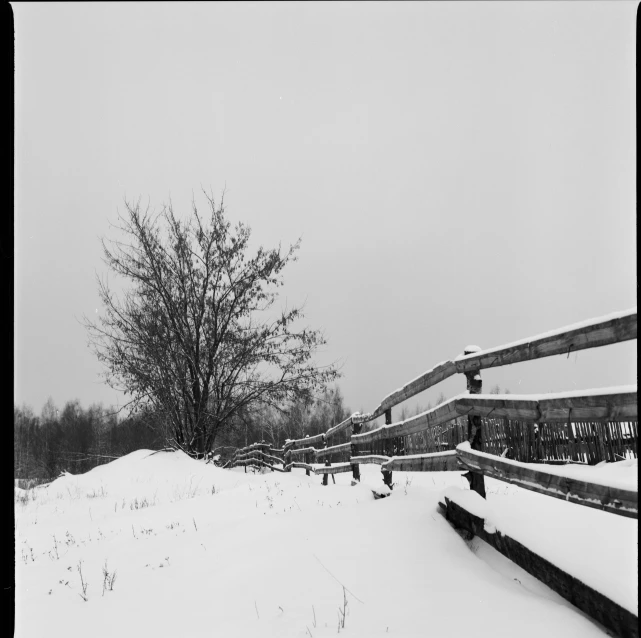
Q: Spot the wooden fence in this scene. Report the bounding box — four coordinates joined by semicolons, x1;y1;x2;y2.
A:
228;308;637;514
224;308;638;637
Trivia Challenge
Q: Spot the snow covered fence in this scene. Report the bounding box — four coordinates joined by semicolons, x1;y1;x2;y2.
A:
456;441;637;518
273;307;637;509
227;442;286;473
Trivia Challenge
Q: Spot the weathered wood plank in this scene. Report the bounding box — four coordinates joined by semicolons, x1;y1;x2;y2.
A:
315;442;352;459
314;462;353;475
456;309;637;374
350;455;390;465
456;444;638;518
352;388;637;449
325;415;355;438
441;497;638;638
455;389;638;423
284;433;325;451
284;462;316;473
233;450;284;465
362;360;458;422
353;401;460;445
288;447;319;458
381;451;458;472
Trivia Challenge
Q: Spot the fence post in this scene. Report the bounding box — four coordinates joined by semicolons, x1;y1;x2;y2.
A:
304;435;310;476
462;345;486;498
285;448;292;471
262;440;273;472
351;417;361;482
382;409;393;489
322;434;329;486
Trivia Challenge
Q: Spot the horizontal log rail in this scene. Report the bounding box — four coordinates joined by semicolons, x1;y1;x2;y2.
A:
353;387;637;446
288;446;319;458
233;450;284;466
313;462;353;475
325;415;356;439
350;455;390;465
284;433;325;451
315;442;352;459
381;451;458;472
288;461;315;473
440;496;638;638
456;443;638;518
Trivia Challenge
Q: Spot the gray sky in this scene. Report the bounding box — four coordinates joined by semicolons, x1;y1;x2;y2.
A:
14;2;637;421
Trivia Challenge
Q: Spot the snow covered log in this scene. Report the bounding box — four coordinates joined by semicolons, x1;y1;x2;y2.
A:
288;447;319;459
325;415;354;438
349;455;390;465
352;387;637;448
455;307;637;374
456;444;638;518
367;361;458;421
313;462;353;475
440;495;639;638
233;450;284;466
315;442;351;459
284;433;325;451
286;462;316;473
455;387;638;422
381;451;458;472
353;401;459;445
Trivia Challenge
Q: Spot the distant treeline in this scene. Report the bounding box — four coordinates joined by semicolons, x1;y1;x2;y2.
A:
14;399;164;480
13;386;355;479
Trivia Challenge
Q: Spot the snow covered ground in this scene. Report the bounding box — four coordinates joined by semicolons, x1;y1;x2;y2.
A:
15;450;637;637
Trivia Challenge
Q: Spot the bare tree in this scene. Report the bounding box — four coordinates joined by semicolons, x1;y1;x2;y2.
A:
84;192;339;457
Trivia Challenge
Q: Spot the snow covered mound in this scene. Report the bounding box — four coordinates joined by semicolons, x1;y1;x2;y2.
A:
15;451;636;637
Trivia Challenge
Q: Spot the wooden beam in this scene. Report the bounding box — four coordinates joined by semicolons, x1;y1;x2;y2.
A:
285;433;325;450
381;451;458;472
234;450;282;463
441;496;638;638
365;360;458;421
352;388;637;448
314;463;353;475
325;415;354;438
288;447;319;458
456;309;637;374
456;445;638;518
350;455;390;465
455;389;638;423
315;442;351;459
353;401;459;445
286;462;316;473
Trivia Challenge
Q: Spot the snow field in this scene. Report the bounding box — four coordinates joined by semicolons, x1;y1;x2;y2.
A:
15;450;637;637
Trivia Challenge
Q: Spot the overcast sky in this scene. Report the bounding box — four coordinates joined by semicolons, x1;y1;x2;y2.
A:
14;2;637;421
